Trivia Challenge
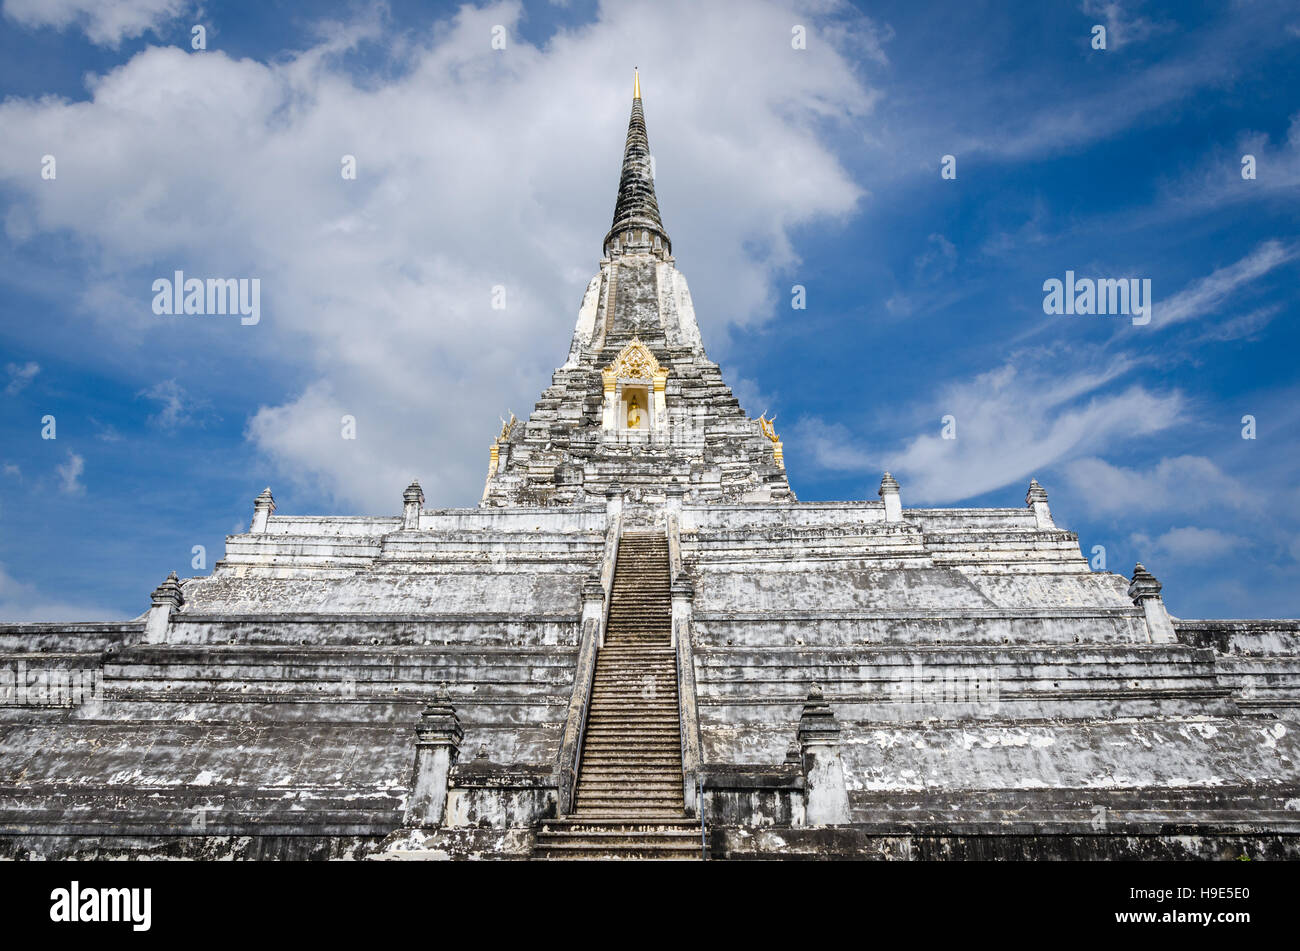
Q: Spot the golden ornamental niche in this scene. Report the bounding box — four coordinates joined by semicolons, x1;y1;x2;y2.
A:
601;337;668;431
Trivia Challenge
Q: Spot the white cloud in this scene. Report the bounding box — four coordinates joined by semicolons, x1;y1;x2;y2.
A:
4;0;188;47
1064;454;1256;516
0;562;124;621
1080;1;1166;50
4;361;39;395
942;7;1273;163
727;374;780;423
55;451;84;494
0;0;878;512
1161;111;1300;216
913;233;957;284
1194;305;1282;343
140;378;205;430
1156;240;1297;330
795;353;1184;503
791;416;874;473
2;0;188;48
1130;526;1246;563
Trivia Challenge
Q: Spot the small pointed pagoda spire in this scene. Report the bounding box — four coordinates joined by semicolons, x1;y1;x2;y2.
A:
603;70;670;258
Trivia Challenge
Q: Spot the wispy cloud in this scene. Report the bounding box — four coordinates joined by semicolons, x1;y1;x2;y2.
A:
1131;526;1247;563
0;562;123;621
4;361;39;395
1080;0;1168;50
794;352;1185;503
1064;454;1257;517
55;451;84;494
2;0;189;48
1156;240;1298;330
139;379;206;431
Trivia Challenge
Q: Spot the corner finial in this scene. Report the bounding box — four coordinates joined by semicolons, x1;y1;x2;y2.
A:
633;67;640;100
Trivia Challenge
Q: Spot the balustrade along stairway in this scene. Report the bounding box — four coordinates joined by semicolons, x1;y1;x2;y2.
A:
537;530;702;859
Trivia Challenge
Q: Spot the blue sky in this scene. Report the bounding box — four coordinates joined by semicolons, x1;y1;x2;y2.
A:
0;0;1297;620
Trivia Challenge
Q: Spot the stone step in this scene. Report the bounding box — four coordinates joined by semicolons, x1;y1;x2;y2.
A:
569;809;690;820
595;652;674;658
595;648;674;654
584;715;679;722
586;713;680;722
538;834;698;851
580;736;681;746
573;804;686;817
577;783;683;796
577;766;685;776
535;845;699;860
585;727;679;735
575;799;686;812
586;724;678;731
593;659;674;665
542;818;699;833
587;696;678;705
591;672;676;681
537;834;697;849
576;787;684;800
580;749;680;757
597;647;672;653
592;664;676;671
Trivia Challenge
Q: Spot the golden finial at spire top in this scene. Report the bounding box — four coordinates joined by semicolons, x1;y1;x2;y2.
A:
633;67;640;100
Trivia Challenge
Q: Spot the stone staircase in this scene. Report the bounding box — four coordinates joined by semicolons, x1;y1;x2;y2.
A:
537;531;701;859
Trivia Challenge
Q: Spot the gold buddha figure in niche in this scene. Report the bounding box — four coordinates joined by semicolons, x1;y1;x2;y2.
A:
627;394;643;429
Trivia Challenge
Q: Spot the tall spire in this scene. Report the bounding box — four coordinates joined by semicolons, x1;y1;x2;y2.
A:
603;70;670;257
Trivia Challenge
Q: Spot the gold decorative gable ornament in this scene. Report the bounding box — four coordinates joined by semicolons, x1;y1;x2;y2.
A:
757;412;785;469
482;411;517;501
601;337;667;389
